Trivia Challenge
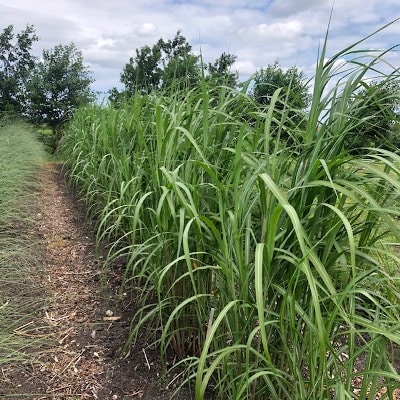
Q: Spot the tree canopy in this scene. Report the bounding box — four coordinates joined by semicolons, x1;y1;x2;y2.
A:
206;52;238;87
115;31;238;100
158;32;201;92
0;24;93;142
2;23;399;155
25;42;94;133
252;61;310;110
251;61;310;132
0;24;38;115
120;44;162;95
346;79;400;152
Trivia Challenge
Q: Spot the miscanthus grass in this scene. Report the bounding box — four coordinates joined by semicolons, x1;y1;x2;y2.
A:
0;121;46;384
62;24;400;399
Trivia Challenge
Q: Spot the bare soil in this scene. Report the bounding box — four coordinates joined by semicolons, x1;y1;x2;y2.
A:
1;162;192;399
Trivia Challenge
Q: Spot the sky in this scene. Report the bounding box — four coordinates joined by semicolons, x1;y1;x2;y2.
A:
1;0;399;96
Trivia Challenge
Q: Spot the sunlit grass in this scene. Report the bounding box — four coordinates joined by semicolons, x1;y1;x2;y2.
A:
62;22;400;399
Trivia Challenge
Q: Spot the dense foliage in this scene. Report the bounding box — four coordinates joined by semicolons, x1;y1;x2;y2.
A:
206;52;238;87
61;28;400;399
252;60;310;108
25;43;94;136
1;24;400;154
113;31;238;101
0;25;38;115
346;79;400;152
251;60;311;130
0;25;93;140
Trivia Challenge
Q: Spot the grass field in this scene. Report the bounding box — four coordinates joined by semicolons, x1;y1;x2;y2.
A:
59;32;400;399
0;121;46;390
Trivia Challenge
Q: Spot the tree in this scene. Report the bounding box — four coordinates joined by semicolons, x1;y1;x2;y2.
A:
0;24;38;115
251;61;310;126
117;31;236;100
120;44;162;95
157;31;200;91
120;31;201;96
206;52;238;88
108;86;127;106
26;43;94;137
346;79;400;153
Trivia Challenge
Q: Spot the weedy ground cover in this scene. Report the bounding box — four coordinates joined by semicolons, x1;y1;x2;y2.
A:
62;26;400;399
0;121;46;390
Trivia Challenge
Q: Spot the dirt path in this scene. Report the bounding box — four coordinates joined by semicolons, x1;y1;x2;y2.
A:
33;162;105;398
4;162;191;399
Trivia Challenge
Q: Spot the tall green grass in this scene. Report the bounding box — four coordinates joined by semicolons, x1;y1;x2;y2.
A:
0;121;46;388
62;26;400;399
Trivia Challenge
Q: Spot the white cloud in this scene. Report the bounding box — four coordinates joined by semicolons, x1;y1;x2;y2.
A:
238;21;303;43
137;23;158;36
268;0;326;17
234;60;258;77
0;0;398;93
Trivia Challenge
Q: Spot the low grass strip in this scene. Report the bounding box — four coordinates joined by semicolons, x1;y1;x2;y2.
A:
0;120;46;396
